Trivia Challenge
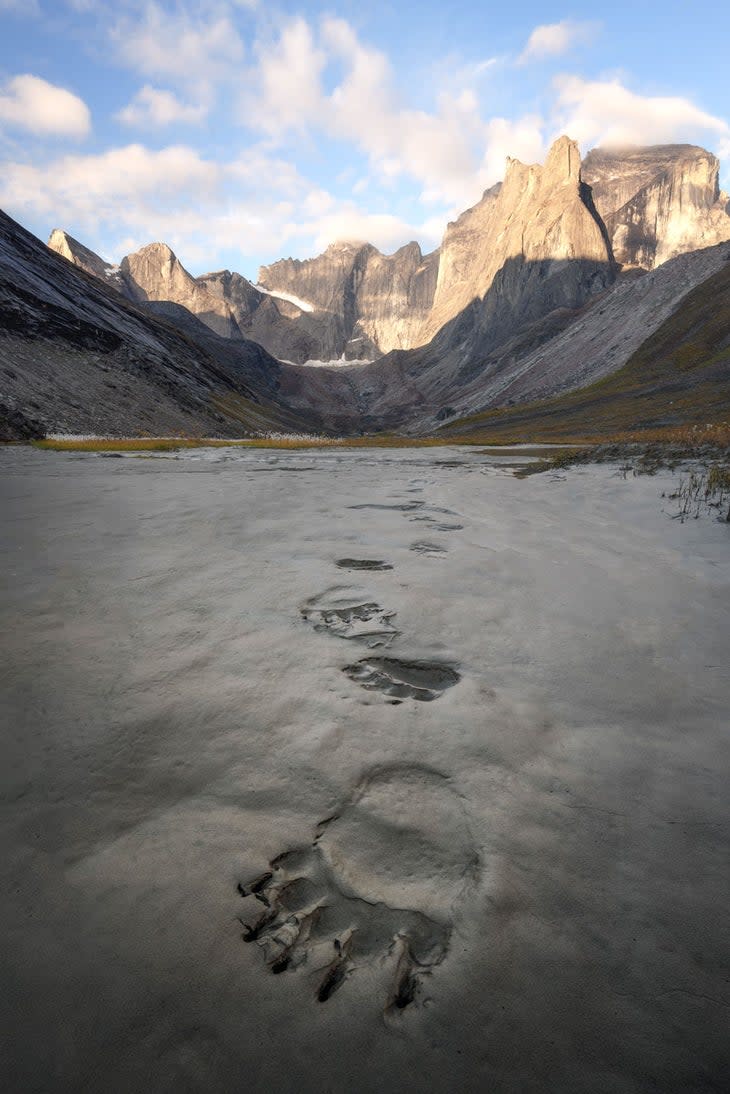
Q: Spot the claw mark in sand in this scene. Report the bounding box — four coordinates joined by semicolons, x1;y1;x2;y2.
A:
344;656;460;702
348;501;425;512
410;542;446;558
237;765;478;1012
335;559;393;572
409;516;464;532
301;586;399;646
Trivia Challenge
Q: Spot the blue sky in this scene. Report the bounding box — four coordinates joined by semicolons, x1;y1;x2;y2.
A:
1;0;728;280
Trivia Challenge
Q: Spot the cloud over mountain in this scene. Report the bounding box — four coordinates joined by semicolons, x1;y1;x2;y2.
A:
0;75;90;139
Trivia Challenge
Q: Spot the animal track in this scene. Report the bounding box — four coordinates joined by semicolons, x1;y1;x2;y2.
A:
410;541;447;557
335;559;393;572
344;656;460;701
301;586;399;646
237;765;477;1011
348;501;425;512
409;516;464;532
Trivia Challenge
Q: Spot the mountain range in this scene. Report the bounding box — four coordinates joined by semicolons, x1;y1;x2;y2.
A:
2;136;729;440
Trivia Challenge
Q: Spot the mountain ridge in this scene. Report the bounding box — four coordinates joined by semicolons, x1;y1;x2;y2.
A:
48;139;730;372
3;136;727;440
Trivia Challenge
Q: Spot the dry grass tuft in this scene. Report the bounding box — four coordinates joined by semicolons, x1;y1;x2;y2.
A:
667;464;730;522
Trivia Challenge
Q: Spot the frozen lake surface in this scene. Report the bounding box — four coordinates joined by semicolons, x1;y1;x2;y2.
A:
1;446;728;1093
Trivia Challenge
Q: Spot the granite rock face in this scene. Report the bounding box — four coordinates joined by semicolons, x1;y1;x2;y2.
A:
121;243;242;338
45;138;730;389
48;229;128;295
259;240;439;355
423;136;614;342
351;242;439;353
582;144;730;269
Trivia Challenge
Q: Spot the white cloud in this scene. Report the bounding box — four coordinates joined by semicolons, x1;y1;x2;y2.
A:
479;115;546;183
246;16;503;210
0;74;90;139
518;20;597;65
0;144;219;223
553;75;730;149
112;2;245;89
0;140;431;272
299;209;438;256
251;17;326;135
116;86;208;127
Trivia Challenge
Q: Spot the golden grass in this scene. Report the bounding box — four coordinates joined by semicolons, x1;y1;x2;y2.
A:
34;437;230;452
442;263;730;445
33;433;559;452
30;423;730;453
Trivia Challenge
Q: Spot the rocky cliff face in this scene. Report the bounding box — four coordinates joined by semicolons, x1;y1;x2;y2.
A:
352;242;439;352
46;138;730;378
423;136;614;342
122;242;244;339
48;229;128;295
3;210;320;439
582;144;730;269
258;239;439;355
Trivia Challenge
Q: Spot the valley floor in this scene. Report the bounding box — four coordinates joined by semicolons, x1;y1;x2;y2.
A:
1;446;728;1093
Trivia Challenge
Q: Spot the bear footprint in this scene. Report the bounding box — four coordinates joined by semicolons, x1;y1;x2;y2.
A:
301;585;399;647
344;656;460;701
336;558;393;572
237;765;478;1011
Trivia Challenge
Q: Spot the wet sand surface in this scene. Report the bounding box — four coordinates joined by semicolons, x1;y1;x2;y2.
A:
1;445;728;1093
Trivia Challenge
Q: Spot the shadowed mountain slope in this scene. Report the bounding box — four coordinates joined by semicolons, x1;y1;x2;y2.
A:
0;210;322;440
7;138;730;441
436;253;730;441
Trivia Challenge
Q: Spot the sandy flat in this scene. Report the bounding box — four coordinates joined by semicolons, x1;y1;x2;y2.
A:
0;446;728;1093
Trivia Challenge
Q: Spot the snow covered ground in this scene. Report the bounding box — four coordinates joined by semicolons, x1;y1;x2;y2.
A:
1;445;728;1093
279;356;374;368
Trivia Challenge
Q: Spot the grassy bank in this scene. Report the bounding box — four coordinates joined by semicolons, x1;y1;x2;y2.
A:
30;434;572;453
26;423;730;456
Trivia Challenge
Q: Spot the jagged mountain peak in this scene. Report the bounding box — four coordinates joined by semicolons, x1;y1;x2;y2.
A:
48;228;123;288
123;240;179;267
44;138;730;373
424;134;613;343
583;142;730;268
505;134;582;184
544;133;582;180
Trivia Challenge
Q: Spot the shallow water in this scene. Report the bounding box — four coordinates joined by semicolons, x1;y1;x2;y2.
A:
1;445;728;1093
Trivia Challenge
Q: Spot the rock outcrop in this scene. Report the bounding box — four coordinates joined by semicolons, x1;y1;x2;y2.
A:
350;242;439;352
259;240;439;354
2;209;320;439
43;136;730;433
423;135;614;341
121;242;242;338
48;229;128;294
582;144;730;269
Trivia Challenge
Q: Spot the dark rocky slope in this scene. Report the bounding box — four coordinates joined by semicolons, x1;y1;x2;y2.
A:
436;251;730;441
0;210;320;440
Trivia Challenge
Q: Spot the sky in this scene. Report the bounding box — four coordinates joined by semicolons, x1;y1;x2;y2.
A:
0;0;729;281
